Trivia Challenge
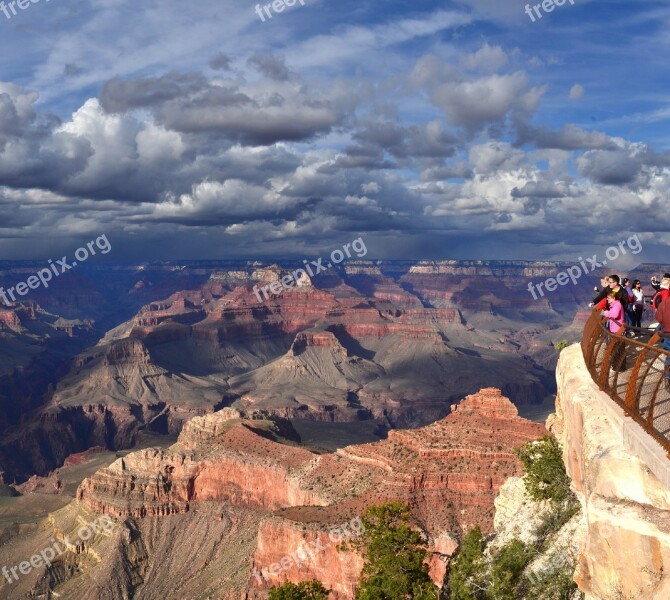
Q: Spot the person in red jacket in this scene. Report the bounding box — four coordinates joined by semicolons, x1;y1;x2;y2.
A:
655;289;670;389
652;277;670;310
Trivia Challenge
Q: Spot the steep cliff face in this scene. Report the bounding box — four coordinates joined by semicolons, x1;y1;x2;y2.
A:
251;518;365;598
395;260;598;313
337;265;424;309
77;415;328;518
552;344;670;600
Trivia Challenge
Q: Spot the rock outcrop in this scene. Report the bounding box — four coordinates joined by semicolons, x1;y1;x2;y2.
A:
552;344;670;599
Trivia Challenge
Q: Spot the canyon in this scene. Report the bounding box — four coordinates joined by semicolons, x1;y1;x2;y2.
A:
0;259;668;598
0;259;593;483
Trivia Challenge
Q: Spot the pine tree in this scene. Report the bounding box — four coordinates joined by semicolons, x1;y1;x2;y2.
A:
351;501;440;599
447;526;486;600
268;580;330;599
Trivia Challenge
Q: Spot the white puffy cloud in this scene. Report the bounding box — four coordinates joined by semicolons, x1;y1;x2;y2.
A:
461;43;509;72
569;84;584;100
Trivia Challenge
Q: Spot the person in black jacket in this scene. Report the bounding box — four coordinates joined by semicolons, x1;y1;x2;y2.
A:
593;276;608;297
590;274;628;311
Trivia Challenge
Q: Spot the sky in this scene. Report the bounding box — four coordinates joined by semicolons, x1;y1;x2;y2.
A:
0;0;669;263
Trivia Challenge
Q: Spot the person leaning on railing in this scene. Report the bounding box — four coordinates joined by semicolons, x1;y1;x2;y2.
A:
593;276;609;298
602;290;628;370
603;290;625;334
655;283;670;390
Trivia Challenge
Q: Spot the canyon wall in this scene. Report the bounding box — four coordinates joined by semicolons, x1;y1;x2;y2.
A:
552;344;670;600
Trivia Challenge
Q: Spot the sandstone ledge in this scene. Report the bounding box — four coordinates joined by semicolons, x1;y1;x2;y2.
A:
552;344;670;599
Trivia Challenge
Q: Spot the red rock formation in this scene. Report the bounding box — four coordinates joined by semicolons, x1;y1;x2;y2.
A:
343;265;424;309
0;307;22;330
76;388;546;596
77;417;329;518
289;330;348;356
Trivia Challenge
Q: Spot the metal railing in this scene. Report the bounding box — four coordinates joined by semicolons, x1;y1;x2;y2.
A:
581;310;670;455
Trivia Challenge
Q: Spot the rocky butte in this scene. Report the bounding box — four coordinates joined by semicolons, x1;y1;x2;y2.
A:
52;388;545;598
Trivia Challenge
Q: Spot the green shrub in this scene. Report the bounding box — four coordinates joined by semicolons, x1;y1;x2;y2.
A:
268;580;330;599
514;435;572;503
489;539;534;600
554;340;570;352
351;501;440;600
522;560;582;600
447;526;487;600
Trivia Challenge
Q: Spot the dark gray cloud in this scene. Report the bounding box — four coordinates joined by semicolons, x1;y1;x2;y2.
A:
209;53;232;71
100;72;207;114
63;64;84;77
577;145;670;186
247;54;292;81
517;123;618;151
511;181;573;199
100;71;344;146
351;119;459;161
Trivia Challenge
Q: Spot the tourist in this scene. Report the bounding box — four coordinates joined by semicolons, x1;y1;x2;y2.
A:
603;291;625;334
652;277;670;309
622;278;634;326
655;287;670;389
590;276;609;310
590;275;628;313
632;279;645;328
651;273;670;292
603;290;628;369
593;276;608;296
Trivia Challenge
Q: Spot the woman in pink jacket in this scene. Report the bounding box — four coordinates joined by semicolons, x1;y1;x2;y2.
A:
603;292;625;334
603;291;627;370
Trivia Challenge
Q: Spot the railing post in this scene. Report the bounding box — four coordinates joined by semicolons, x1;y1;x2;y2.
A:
582;311;603;376
626;342;653;412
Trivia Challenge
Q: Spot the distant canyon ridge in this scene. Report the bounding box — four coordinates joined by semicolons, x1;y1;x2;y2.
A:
0;258;651;483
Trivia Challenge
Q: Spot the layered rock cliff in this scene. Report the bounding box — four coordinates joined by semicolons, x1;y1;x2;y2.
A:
71;388;545;598
551;344;670;599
